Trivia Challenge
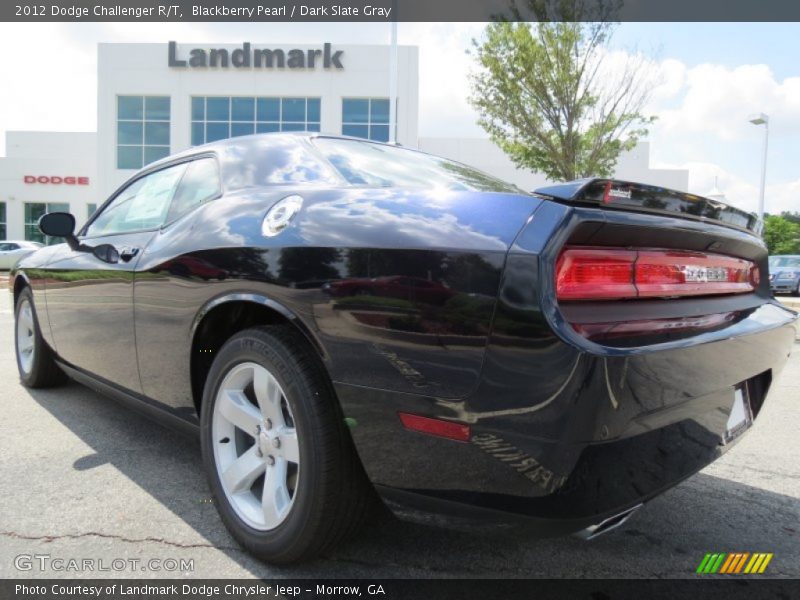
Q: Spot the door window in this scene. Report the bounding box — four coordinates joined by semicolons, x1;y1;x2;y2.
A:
86;163;186;237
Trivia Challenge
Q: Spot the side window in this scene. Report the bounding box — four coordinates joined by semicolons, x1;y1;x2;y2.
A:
86;164;187;237
6;243;20;250
166;158;221;223
0;244;9;251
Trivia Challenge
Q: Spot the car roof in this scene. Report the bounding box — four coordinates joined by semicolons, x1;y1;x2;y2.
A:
110;132;524;198
141;132;445;178
147;132;348;165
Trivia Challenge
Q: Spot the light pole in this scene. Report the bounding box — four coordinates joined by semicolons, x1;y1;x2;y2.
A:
748;113;769;224
388;17;398;143
389;19;397;143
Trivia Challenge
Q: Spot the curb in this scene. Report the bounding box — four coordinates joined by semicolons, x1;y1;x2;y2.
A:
778;298;800;310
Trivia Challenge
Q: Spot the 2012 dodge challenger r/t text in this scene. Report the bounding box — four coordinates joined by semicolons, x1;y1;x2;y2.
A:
10;134;797;563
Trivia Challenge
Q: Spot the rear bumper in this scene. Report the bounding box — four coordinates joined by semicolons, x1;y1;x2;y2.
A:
337;302;797;534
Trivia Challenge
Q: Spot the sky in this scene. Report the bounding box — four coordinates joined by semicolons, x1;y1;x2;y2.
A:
0;21;798;215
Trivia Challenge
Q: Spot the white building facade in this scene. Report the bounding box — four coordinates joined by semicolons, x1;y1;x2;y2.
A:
0;41;686;243
417;138;687;192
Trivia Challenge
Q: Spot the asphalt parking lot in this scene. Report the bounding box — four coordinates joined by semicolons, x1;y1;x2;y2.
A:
0;286;798;579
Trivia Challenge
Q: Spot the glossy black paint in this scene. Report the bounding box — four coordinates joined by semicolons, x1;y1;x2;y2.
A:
10;134;797;534
536;177;760;234
338;201;796;527
130;184;538;409
45;230;156;393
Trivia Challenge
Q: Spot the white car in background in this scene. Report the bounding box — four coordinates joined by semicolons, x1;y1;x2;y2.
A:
0;241;43;270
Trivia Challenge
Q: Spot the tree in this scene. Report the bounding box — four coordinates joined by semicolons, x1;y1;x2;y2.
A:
469;22;655;181
277;247;341;283
763;215;800;255
780;211;800;225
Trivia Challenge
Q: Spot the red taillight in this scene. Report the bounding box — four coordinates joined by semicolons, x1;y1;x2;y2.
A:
556;247;759;301
398;412;470;442
556;249;637;300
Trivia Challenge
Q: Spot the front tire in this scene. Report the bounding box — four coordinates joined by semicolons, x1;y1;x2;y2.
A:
14;287;66;388
200;326;373;564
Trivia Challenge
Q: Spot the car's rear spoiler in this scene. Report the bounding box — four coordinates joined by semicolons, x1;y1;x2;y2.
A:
534;178;761;235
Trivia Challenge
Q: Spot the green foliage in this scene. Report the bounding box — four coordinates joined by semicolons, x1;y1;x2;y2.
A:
469;22;655;181
763;215;800;255
278;247;340;282
435;294;493;335
387;315;426;333
780;211;800;225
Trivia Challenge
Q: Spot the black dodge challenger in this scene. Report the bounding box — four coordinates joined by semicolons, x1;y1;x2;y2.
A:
10;134;797;563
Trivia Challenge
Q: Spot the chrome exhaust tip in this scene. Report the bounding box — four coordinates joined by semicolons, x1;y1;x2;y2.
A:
574;503;642;541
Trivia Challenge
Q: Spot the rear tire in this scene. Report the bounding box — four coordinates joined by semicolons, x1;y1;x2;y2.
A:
200;325;373;564
793;282;800;297
14;287;67;388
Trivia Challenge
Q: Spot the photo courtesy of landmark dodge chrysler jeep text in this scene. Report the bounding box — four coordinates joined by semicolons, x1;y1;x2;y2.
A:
10;133;797;563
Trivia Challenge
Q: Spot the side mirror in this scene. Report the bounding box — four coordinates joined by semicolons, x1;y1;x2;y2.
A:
38;212;76;238
92;244;119;264
37;211;119;263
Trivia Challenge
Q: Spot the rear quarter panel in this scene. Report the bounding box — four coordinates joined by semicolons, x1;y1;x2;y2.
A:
133;187;541;413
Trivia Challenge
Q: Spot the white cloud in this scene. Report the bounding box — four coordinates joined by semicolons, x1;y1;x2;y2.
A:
651;159;799;215
771;180;800;216
0;22;215;154
641;57;800;214
402;23;485;138
652;63;800;141
649;59;687;107
0;24;96;141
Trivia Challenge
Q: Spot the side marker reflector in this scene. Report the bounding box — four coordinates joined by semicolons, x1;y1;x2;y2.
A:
398;412;470;442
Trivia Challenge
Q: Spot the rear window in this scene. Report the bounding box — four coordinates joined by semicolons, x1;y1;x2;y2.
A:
220;135;341;189
166;158;220;223
770;257;800;268
313;137;521;193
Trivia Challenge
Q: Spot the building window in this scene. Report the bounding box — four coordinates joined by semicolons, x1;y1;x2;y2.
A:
87;203;98;218
117;95;171;170
0;202;6;240
191;96;321;145
25;203;70;245
342;98;390;142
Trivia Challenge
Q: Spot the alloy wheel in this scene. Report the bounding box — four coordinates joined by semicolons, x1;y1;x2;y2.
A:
16;298;36;375
211;362;300;531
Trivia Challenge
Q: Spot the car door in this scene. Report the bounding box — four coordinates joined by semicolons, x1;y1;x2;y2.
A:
132;156;223;410
44;162;188;393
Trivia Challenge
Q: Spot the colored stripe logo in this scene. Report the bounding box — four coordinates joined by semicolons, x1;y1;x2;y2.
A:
696;552;773;574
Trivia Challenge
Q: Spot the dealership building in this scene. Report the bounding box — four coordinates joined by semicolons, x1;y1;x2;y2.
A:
0;42;688;243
